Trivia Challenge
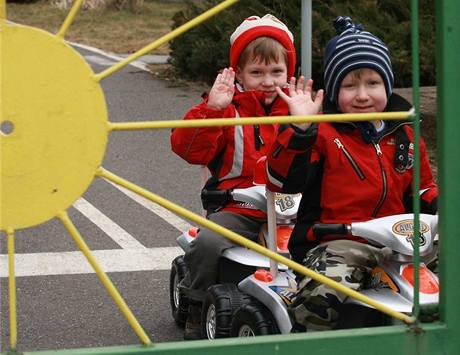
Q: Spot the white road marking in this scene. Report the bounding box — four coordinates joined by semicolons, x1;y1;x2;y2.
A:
73;198;146;250
70;41;150;71
83;55;117;67
105;179;192;232
0;247;183;277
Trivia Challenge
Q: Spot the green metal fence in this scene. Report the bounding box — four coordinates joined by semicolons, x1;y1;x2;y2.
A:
3;0;460;354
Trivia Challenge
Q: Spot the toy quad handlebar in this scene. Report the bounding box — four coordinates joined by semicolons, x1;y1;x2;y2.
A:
312;223;350;240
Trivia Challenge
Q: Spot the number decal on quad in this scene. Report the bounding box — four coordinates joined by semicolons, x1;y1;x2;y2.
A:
392;219;429;247
275;195;295;212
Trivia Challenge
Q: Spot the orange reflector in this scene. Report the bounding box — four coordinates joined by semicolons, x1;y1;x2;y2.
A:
371;267;399;292
277;225;293;252
188;227;199;238
401;264;439;294
254;269;273;283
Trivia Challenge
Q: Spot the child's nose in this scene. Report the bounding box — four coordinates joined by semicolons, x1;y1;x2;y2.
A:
356;85;369;100
262;75;274;86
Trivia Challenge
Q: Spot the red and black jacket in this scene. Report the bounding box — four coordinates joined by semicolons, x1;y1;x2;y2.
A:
267;94;438;263
171;86;290;217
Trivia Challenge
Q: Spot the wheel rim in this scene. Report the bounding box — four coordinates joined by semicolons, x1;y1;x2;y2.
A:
205;304;216;339
172;272;180;309
238;325;255;337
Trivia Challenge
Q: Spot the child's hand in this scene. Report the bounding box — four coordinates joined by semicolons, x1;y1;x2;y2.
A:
206;67;236;110
276;77;324;131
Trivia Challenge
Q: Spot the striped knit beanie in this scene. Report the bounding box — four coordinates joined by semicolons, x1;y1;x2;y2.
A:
230;14;296;78
324;16;394;106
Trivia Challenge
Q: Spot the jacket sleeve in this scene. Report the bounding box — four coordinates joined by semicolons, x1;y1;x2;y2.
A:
403;135;438;214
170;100;233;165
419;137;438;213
266;124;318;193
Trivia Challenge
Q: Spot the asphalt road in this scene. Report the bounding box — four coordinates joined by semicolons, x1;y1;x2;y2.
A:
0;45;208;352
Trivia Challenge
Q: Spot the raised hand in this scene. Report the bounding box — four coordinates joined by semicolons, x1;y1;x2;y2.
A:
206;67;236;110
276;77;324;131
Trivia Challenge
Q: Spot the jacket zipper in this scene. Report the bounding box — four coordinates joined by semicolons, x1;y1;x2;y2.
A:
372;142;387;217
334;138;365;180
254;125;264;151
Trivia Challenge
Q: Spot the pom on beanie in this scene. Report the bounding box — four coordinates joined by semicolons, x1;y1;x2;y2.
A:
323;16;394;106
230;14;296;78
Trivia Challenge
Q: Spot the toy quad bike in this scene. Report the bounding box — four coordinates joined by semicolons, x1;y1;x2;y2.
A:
169;183;301;339
169;159;439;338
204;212;439;337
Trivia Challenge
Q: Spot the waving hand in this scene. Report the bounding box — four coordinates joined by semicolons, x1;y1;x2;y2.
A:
206;68;236;110
276;76;324;131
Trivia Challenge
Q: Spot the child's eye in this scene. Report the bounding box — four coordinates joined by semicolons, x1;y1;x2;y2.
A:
250;71;262;76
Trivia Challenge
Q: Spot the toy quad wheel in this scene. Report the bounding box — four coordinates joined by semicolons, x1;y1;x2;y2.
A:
169;255;190;327
201;284;251;339
230;300;279;337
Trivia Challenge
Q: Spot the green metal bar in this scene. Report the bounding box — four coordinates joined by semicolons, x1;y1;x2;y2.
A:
436;0;460;339
410;0;421;322
20;324;450;355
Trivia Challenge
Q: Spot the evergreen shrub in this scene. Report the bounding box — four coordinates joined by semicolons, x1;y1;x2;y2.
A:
170;0;435;88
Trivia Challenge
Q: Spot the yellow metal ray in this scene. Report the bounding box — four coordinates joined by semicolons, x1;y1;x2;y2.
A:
7;228;18;351
108;110;414;132
97;167;415;325
57;211;152;346
93;0;240;82
56;0;85;39
1;0;6;20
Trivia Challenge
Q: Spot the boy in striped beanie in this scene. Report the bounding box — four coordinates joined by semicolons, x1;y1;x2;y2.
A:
269;16;438;331
323;16;394;108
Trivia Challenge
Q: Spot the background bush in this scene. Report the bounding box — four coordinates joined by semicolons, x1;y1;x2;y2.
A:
170;0;435;88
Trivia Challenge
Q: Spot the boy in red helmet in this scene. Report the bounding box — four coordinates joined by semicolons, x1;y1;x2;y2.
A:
171;14;322;339
268;16;438;331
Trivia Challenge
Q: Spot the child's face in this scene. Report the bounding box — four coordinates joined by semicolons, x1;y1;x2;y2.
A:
338;68;387;114
236;57;288;105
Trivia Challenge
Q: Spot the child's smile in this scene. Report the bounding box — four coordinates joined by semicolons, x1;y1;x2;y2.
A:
338;68;388;114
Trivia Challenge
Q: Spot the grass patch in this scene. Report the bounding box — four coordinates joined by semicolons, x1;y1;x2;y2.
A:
6;0;185;54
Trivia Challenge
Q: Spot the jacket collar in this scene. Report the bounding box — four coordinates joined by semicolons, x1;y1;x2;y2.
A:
232;85;290;117
323;92;413;143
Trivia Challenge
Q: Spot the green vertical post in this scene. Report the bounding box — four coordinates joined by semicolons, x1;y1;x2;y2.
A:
410;0;421;321
436;0;460;346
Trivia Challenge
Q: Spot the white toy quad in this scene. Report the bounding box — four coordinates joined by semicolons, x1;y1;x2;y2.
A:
169;184;301;339
170;160;439;338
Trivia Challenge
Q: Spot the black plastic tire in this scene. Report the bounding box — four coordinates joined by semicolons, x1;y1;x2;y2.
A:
201;284;251;339
230;301;279;337
169;255;190;327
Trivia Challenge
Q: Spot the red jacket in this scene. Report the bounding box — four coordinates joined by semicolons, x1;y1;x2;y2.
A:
171;86;290;217
267;95;438;262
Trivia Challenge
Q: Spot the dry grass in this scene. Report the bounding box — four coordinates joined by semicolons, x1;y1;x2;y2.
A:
6;0;185;54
